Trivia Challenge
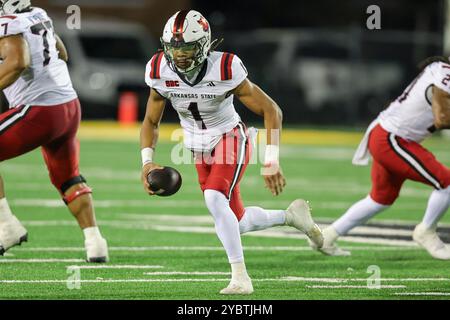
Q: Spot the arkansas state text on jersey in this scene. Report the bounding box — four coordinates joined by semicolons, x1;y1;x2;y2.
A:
145;51;248;152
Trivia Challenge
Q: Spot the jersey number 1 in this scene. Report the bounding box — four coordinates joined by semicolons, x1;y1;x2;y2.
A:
188;102;207;129
31;21;52;67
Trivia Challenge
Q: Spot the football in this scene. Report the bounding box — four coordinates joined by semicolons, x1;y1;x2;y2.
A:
147;166;182;196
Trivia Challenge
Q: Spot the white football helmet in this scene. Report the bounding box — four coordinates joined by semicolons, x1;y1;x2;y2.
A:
161;10;211;74
0;0;31;15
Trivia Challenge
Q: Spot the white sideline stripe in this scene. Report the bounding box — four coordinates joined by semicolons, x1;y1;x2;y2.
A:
143;272;229;275
10;198;433;211
117;214;428;237
17;219;421;238
0;259;84;263
68;265;164;269
18;219;419;247
21;212;450;229
394;292;450;296
307;285;407;289
14;246;420;252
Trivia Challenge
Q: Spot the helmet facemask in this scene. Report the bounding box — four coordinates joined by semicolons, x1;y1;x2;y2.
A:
161;36;209;74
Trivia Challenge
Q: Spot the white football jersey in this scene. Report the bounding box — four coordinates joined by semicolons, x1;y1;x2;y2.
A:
379;61;450;142
0;7;77;108
145;51;248;152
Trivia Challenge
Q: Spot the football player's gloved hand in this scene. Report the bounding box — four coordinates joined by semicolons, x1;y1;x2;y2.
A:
141;162;163;195
262;163;286;196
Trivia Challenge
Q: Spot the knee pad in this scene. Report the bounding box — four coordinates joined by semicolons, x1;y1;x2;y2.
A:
61;175;92;205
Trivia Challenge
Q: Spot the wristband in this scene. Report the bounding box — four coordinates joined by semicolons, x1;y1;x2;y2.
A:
264;145;279;165
141;147;154;167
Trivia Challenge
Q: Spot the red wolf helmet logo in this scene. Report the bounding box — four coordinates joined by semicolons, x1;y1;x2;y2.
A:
197;17;209;32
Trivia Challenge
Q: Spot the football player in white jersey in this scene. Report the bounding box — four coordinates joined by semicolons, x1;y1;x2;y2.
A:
310;56;450;260
0;0;108;262
140;10;324;294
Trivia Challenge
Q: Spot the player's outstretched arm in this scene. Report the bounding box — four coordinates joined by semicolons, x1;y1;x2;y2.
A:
432;86;450;129
233;78;286;196
140;88;166;195
55;34;68;62
0;35;30;90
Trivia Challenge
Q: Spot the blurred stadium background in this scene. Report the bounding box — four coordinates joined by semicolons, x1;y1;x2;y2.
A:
14;0;448;126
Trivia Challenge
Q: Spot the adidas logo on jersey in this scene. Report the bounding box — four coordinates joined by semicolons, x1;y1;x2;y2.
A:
207;82;216;87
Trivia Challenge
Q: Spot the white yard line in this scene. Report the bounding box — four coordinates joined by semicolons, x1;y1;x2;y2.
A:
68;265;164;269
307;285;407;289
0;278;316;284
14;245;420;252
0;279;230;284
143;272;229;275
0;259;85;263
0;277;441;285
394;292;450;296
281;277;450;283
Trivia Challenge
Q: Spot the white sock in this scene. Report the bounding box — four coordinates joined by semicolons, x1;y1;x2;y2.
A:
230;261;249;281
239;207;285;234
422;186;450;229
204;189;244;264
0;198;14;222
333;195;389;235
83;226;102;241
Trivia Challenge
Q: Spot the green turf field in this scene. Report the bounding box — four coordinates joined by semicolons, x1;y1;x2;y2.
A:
1;128;450;300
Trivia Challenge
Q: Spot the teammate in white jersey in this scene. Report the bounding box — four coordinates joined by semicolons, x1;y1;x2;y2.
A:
310;57;450;260
140;10;323;294
0;0;108;262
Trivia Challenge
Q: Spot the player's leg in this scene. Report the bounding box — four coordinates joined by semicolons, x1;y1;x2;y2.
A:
203;189;252;294
0;105;50;254
238;205;285;234
43;141;108;263
196;152;252;293
200;123;252;294
312;125;406;256
0;174;28;255
42;100;108;262
315;159;402;256
421;187;450;229
237;189;323;247
387;137;450;259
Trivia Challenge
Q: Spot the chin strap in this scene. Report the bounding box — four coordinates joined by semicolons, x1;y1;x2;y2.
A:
63;187;92;205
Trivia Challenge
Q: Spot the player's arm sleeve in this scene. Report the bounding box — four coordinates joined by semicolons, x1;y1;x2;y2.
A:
230;54;248;89
144;60;166;99
431;62;450;94
144;60;154;87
